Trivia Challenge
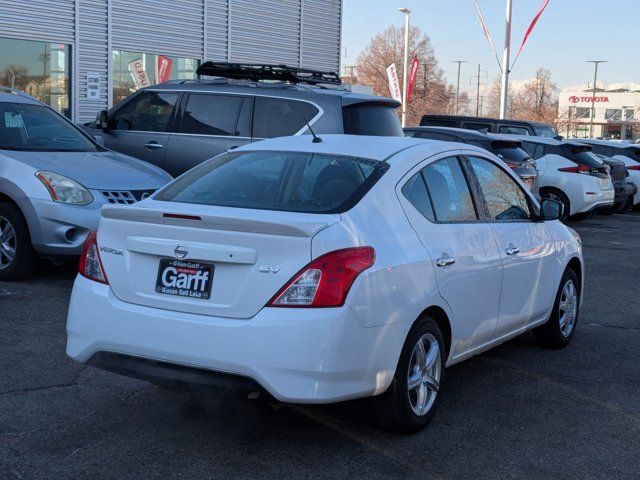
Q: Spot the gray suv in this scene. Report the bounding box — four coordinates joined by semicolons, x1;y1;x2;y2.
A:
87;63;403;177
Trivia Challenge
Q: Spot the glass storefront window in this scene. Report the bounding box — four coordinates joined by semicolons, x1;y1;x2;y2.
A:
112;50;199;105
0;37;71;117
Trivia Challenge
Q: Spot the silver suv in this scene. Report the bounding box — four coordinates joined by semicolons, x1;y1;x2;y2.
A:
86;63;403;177
0;89;171;280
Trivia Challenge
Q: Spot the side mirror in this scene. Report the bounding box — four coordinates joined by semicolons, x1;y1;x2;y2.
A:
540;198;563;221
98;110;109;130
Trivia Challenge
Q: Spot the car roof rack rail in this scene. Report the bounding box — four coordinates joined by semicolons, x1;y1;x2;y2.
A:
196;62;342;86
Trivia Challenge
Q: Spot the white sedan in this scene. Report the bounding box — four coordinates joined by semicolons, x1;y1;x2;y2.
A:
66;135;583;433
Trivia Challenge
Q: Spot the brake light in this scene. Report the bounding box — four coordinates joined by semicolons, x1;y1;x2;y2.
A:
558;165;591;174
78;231;108;284
268;247;375;308
627;164;640;171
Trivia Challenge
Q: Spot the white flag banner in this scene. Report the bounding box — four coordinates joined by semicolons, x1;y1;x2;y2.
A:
128;59;151;89
386;63;402;103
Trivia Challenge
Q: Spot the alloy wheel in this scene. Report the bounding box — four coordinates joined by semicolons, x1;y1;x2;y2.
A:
558;279;578;337
407;333;441;416
0;216;17;270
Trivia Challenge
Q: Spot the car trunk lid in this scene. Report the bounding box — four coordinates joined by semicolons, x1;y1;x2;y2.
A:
97;202;340;318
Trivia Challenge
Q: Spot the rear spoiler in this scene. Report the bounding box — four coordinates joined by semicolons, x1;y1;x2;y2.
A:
101;205;339;238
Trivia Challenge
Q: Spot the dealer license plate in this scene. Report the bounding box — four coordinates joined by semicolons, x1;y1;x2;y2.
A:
155;258;214;300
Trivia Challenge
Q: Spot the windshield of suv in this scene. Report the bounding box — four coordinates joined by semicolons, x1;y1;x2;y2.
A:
342;104;403;136
0;103;99;152
156;150;388;214
533;125;558;138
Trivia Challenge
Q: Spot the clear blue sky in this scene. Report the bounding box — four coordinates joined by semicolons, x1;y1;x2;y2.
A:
342;0;640;92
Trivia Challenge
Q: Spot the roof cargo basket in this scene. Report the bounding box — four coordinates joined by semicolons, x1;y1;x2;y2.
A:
196;62;341;86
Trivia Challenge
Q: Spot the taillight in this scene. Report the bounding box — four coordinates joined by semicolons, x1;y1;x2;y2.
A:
267;247;375;308
558;165;591;174
78;231;108;284
627;164;640;171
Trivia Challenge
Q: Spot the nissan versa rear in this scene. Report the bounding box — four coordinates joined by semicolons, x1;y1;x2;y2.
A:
67;135;584;433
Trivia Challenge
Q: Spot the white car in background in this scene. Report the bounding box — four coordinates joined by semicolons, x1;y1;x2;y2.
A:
66;135;583;433
508;135;615;221
577;139;640;211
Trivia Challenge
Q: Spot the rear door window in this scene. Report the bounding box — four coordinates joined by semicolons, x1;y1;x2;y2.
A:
342;104;403;136
111;91;179;132
178;94;244;136
498;125;530;135
422;157;478;222
252;97;319;138
156;150;387;214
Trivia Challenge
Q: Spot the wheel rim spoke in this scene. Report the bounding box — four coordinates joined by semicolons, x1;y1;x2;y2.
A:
559;279;577;337
407;333;442;417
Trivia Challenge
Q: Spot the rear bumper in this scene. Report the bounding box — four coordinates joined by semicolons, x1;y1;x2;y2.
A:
613;182;636;205
572;188;614;215
66;275;407;403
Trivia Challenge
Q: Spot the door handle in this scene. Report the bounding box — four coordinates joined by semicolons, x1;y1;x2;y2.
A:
506;247;520;256
436;257;456;267
144;142;164;149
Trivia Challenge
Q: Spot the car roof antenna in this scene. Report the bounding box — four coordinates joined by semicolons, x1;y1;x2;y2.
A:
305;119;322;143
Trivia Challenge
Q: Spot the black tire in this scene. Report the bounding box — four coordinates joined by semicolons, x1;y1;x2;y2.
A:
533;268;580;349
540;188;570;222
373;316;445;434
618;197;633;214
0;203;39;281
569;211;592;222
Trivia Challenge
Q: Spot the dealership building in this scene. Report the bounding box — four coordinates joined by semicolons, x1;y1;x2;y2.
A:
0;0;342;123
557;83;640;141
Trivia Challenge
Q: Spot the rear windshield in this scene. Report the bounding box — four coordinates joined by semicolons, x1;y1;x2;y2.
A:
155;150;388;214
621;146;640;159
490;141;531;163
558;145;604;168
342;104;403;136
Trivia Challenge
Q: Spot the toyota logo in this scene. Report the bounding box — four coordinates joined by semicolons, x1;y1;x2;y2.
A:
174;245;188;259
569;95;580;103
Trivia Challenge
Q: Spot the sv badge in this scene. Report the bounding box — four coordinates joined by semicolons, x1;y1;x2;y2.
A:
259;266;281;274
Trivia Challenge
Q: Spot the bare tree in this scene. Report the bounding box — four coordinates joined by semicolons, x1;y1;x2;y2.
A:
356;25;457;125
511;68;558;124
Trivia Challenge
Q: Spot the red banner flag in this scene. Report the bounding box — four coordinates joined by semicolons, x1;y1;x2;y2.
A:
407;56;419;103
515;0;550;59
156;55;174;84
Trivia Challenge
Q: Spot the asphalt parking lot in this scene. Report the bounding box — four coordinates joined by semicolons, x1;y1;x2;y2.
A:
1;212;639;480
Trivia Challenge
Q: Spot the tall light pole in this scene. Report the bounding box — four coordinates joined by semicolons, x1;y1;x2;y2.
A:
452;60;466;115
587;60;607;138
499;0;512;119
398;7;411;127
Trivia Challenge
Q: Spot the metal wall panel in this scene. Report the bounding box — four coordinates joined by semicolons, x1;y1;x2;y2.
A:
1;0;343;121
301;0;341;72
77;0;109;123
206;0;229;61
111;0;204;58
0;0;76;44
229;0;301;66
